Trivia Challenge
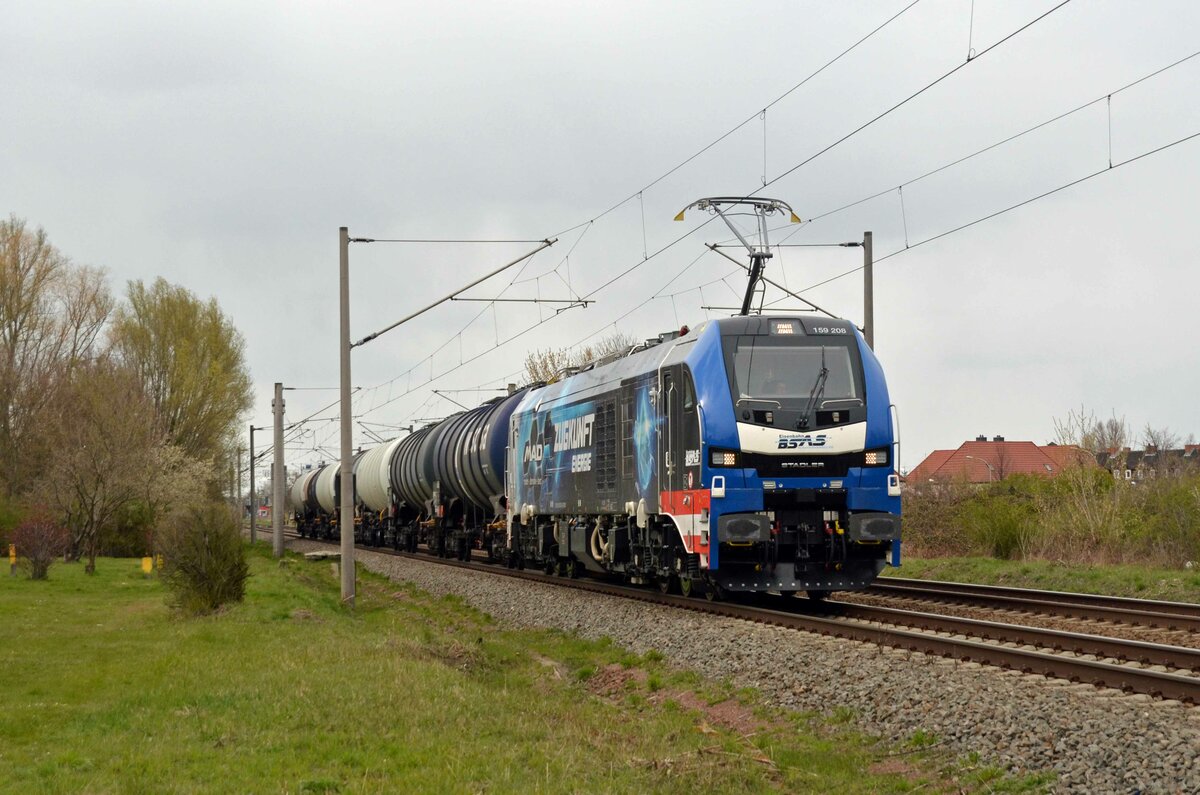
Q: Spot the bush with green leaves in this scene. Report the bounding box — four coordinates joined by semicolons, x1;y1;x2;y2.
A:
158;503;249;615
955;480;1041;559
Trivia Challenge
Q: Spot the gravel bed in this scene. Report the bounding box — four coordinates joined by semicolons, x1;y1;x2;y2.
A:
290;539;1200;793
838;591;1200;649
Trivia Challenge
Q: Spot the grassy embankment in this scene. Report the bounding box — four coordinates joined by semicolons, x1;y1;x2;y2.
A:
884;556;1200;603
0;545;1049;793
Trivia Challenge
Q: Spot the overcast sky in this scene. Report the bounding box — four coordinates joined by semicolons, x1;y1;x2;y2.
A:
5;0;1198;474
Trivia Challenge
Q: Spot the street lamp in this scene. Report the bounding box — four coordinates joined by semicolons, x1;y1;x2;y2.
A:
965;454;996;482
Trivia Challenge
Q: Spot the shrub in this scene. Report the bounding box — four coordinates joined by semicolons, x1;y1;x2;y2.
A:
158;503;250;615
961;491;1037;560
10;509;69;580
900;481;975;557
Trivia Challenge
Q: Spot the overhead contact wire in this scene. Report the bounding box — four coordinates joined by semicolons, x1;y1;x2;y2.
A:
546;0;923;238
759;0;1074;193
768;129;1200;300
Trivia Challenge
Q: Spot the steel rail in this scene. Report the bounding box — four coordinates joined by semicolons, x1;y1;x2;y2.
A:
867;582;1200;633
821;601;1200;673
284;532;1200;703
880;577;1200;618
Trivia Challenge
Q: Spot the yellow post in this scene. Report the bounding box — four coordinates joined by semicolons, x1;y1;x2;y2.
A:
141;557;153;577
8;544;15;577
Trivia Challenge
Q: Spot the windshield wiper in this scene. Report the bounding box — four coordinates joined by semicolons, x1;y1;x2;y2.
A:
800;346;828;429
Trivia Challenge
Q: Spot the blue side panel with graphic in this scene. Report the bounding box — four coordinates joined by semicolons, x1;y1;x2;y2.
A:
513;394;598;514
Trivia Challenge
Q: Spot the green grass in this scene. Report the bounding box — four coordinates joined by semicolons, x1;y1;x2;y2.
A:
885;556;1200;602
0;548;1046;794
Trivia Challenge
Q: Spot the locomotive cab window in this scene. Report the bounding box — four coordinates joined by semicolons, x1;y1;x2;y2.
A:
726;339;861;402
682;369;696;412
722;329;865;430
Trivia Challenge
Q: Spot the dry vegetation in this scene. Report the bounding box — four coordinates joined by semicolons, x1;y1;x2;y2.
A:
904;409;1200;567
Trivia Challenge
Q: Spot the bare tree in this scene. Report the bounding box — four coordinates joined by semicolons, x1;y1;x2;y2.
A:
576;331;638;365
523;347;574;384
1092;413;1130;453
1142;424;1183;478
1053;405;1095;449
992;444;1012;481
0;216;112;495
37;361;163;573
523;331;639;385
1055;405;1131;458
1142;424;1180;452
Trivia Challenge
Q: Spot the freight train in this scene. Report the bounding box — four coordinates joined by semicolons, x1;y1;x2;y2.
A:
291;315;902;599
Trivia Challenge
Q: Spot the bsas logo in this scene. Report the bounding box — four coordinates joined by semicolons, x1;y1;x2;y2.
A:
777;434;827;449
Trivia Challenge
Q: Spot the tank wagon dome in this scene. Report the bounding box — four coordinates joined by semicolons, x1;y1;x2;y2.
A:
415;414;461;505
392;424;435;509
288;469;317;512
304;466;326;513
433;407;489;505
357;437;404;513
310;451;371;514
315;463;338;513
455;389;528;510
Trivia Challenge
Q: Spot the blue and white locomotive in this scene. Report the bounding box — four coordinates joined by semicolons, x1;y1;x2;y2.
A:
505;314;902;599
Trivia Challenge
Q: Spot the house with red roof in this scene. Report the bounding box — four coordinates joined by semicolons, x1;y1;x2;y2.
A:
908;435;1094;485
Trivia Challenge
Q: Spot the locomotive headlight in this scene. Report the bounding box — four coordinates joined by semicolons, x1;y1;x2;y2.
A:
864;448;889;466
710;449;740;467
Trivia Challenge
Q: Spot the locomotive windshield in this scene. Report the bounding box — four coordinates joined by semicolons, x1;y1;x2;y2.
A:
725;337;862;404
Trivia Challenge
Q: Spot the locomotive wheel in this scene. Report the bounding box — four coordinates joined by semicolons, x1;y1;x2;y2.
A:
704;583;725;602
569;559;582;579
678;575;694;598
658;574;677;595
544;560;555;576
807;590;829;602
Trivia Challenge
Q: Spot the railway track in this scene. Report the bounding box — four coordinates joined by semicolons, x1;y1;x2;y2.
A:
867;577;1200;632
281;531;1200;704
